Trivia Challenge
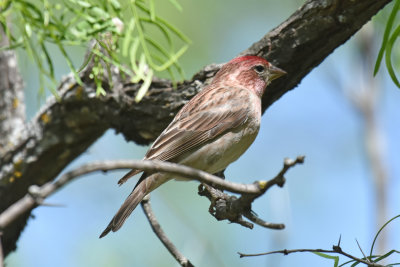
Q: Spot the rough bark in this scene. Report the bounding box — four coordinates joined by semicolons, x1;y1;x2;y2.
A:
0;25;27;255
0;26;25;154
0;0;392;256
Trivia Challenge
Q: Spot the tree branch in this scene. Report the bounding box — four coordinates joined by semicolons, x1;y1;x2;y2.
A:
141;195;194;267
0;158;303;230
238;235;396;267
198;156;304;229
0;0;392;255
237;244;400;267
239;247;386;266
0;25;25;154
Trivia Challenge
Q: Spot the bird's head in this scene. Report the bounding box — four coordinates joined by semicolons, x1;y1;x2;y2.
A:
213;55;286;98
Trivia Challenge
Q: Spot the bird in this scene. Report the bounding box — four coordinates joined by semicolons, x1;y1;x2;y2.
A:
100;55;286;238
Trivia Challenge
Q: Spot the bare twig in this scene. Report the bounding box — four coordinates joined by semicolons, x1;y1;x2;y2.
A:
198;156;304;229
238;245;385;267
242;211;284;229
141;195;194;267
356;239;370;263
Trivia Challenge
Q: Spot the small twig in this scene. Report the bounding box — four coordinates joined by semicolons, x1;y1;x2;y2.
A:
355;239;370;263
238;245;385;267
141;195;194;267
242;211;284;229
264;156;305;192
237;155;304;204
239;248;336;257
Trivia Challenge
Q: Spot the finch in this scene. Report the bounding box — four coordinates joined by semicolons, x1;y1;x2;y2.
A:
100;55;286;238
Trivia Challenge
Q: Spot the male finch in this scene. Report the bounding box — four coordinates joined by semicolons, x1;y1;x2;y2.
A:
100;55;286;238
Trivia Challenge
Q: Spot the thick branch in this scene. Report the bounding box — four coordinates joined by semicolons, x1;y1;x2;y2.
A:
0;0;392;255
0;26;25;154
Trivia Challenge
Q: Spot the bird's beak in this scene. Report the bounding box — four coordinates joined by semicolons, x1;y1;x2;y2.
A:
269;64;287;81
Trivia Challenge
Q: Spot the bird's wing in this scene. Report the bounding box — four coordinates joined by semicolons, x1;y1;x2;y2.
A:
146;86;250;161
118;86;252;184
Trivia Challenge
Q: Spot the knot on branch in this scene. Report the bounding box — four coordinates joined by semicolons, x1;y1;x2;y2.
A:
27;185;45;205
198;156;304;230
198;184;254;228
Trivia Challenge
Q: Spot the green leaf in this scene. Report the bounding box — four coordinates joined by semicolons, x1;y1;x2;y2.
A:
95;75;106;96
372;249;400;264
3;0;189;97
89;6;110;19
337;259;356;267
77;50;94;73
76;0;91;8
141;17;172;48
136;1;190;43
135;69;153;102
152;44;188;71
129;38;141;75
374;0;400;76
167;0;182;12
56;40;83;85
40;42;55;79
350;260;362;267
110;0;121;11
0;0;12;12
370;214;400;258
149;0;155;21
385;25;400;88
91;47;134;76
122;18;135;57
312;252;339;267
131;53;147;83
25;23;32;37
144;35;184;78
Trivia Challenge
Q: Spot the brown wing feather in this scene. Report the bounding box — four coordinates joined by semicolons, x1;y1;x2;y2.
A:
146;86;250;160
118;86;251;184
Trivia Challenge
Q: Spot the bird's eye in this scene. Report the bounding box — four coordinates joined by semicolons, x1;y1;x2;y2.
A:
254;65;265;73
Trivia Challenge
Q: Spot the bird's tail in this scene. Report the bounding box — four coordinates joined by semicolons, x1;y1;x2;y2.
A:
100;173;150;238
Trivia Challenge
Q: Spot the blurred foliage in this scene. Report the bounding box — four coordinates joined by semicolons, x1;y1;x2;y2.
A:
0;0;190;100
374;0;400;88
